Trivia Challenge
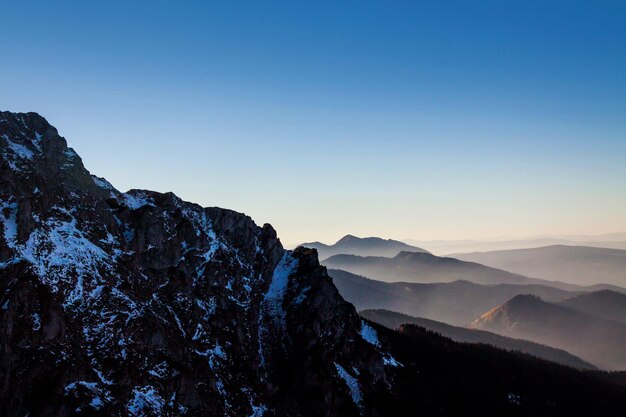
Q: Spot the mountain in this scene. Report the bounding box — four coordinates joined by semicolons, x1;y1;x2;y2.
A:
2;111;625;416
324;251;579;288
404;237;626;256
300;234;429;260
470;295;626;370
0;112;401;416
452;245;626;287
329;268;580;326
560;290;626;325
360;309;596;370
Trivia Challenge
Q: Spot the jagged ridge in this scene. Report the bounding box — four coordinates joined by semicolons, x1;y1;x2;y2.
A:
0;112;398;417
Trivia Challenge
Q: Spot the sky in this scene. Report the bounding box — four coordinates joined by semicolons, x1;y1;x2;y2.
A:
1;1;625;245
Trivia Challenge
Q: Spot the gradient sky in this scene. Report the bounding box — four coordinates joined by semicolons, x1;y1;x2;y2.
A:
2;1;625;245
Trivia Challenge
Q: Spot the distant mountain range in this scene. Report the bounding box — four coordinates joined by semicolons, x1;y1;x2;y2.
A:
300;234;429;260
560;290;626;325
329;269;581;326
452;245;626;287
324;251;581;289
404;236;626;256
470;294;626;370
360;309;596;370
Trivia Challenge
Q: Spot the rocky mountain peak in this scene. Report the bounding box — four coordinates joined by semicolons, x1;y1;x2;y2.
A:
0;111;400;417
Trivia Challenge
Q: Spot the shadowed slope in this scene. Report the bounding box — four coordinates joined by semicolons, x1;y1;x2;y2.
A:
471;295;626;370
560;290;626;324
360;308;596;370
329;268;579;326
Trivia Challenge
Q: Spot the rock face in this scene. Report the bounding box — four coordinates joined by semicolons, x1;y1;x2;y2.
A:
0;112;397;417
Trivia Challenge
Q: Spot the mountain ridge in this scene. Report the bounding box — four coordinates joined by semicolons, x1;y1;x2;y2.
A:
328;268;582;326
324;251;584;290
452;245;626;287
560;290;626;324
360;308;596;370
300;235;429;260
403;237;626;255
470;294;626;370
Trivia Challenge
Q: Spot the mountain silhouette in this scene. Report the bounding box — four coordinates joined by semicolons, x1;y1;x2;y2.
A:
300;235;429;260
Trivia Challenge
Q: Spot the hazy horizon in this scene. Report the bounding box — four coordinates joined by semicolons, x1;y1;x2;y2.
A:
290;231;626;247
2;1;625;245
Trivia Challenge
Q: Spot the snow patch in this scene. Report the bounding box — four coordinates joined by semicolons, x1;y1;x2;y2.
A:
65;381;99;392
195;343;227;370
61;148;79;169
128;386;165;417
90;397;104;409
359;321;381;348
64;380;109;410
18;217;112;305
195;297;216;321
250;404;267;417
334;362;363;409
0;200;18;247
262;252;299;324
383;354;402;367
195;233;226;277
359;320;402;366
92;175;114;190
33;132;43;150
258;251;299;367
2;134;34;160
148;361;169;379
123;192;154;210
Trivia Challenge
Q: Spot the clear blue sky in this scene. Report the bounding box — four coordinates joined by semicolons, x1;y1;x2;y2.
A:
2;1;625;244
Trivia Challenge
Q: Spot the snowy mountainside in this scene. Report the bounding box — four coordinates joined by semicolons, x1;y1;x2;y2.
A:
0;112;397;417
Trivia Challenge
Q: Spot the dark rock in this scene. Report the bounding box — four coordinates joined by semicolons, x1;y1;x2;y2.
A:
0;111;394;416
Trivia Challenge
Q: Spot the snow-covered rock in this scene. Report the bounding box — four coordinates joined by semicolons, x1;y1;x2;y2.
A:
0;111;395;417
